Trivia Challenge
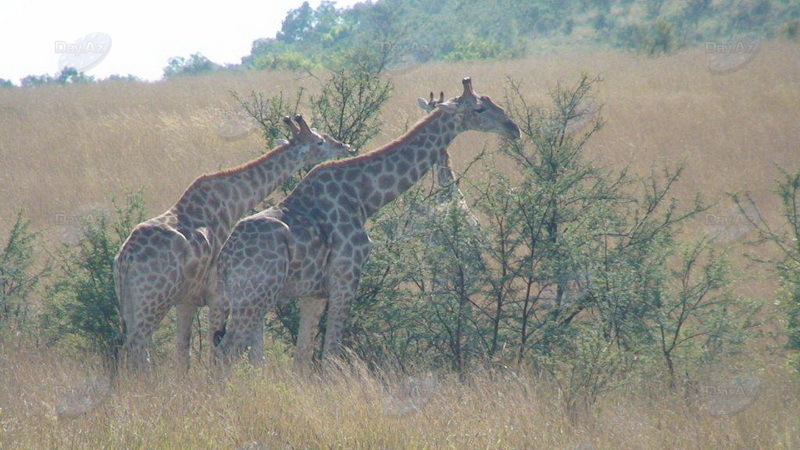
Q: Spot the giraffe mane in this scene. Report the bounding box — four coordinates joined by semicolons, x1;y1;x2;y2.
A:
306;108;448;172
175;142;292;200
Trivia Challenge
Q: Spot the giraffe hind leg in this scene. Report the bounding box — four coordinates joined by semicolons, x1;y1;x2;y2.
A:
215;218;292;366
175;302;198;372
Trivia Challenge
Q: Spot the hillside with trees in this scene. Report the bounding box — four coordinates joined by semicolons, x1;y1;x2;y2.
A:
217;0;800;75
4;0;798;85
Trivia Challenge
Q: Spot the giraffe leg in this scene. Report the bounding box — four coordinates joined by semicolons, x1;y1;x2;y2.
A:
124;333;152;372
218;295;273;366
117;226;196;372
295;296;327;370
208;295;229;365
175;302;198;372
248;320;265;365
216;218;291;367
320;229;370;362
322;267;364;361
123;294;172;371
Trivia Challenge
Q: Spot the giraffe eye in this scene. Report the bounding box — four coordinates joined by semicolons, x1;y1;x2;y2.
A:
317;140;324;145
475;106;486;113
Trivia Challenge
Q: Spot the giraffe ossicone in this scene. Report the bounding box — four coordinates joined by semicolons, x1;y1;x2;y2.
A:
212;77;520;368
114;114;351;371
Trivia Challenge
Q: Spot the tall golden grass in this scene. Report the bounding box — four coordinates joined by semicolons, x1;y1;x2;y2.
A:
1;344;798;448
1;41;799;447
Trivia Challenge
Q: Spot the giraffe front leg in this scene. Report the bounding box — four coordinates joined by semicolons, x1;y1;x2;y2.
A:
175;302;198;372
321;230;370;362
322;266;364;362
124;334;151;372
295;296;327;370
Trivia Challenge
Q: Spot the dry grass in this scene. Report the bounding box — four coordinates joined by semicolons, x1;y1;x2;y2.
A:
1;344;798;448
1;42;800;447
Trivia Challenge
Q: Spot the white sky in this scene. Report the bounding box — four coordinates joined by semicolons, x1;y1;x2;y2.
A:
0;0;363;84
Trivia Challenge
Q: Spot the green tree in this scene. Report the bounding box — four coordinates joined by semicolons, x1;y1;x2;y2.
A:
311;67;392;151
55;67;95;85
652;239;757;387
0;211;47;336
20;73;55;88
733;170;800;372
277;1;315;43
163;53;220;78
101;74;142;83
343;74;752;410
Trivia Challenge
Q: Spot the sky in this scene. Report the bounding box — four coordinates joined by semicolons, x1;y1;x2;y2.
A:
0;0;363;84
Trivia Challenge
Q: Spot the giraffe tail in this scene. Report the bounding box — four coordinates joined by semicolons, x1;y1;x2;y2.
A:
213;328;226;346
211;247;231;348
113;248;134;344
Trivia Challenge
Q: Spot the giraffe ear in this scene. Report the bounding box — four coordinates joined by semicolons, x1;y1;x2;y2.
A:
283;116;300;137
294;114;312;133
417;97;435;112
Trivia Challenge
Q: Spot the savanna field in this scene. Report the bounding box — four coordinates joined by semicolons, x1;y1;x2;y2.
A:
2;41;800;447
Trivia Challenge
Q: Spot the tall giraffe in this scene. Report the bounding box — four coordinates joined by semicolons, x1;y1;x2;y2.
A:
211;78;520;366
418;90;479;225
415;91;482;295
114;115;351;370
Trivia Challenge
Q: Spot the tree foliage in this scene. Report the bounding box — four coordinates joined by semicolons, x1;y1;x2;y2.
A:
0;211;46;336
42;192;147;371
318;75;759;410
238;0;798;74
733;170;800;371
163;53;221;79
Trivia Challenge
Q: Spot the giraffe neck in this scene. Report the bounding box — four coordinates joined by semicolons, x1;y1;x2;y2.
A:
284;109;462;223
172;144;304;245
359;109;462;217
434;150;460;204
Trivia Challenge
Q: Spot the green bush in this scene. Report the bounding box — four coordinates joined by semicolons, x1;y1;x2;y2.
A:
252;52;318;72
163;53;221;79
0;211;46;337
781;19;800;40
616;20;675;55
336;75;754;406
42;192;147;372
733;170;800;372
443;38;502;62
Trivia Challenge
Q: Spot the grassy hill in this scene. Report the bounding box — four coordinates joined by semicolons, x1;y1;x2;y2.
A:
1;41;797;247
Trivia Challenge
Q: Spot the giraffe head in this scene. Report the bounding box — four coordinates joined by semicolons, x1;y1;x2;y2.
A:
417;77;520;140
284;114;353;166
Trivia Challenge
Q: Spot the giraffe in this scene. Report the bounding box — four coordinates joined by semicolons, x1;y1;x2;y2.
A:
418;90;479;225
413;144;485;302
414;91;482;295
211;77;520;367
114;115;352;371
